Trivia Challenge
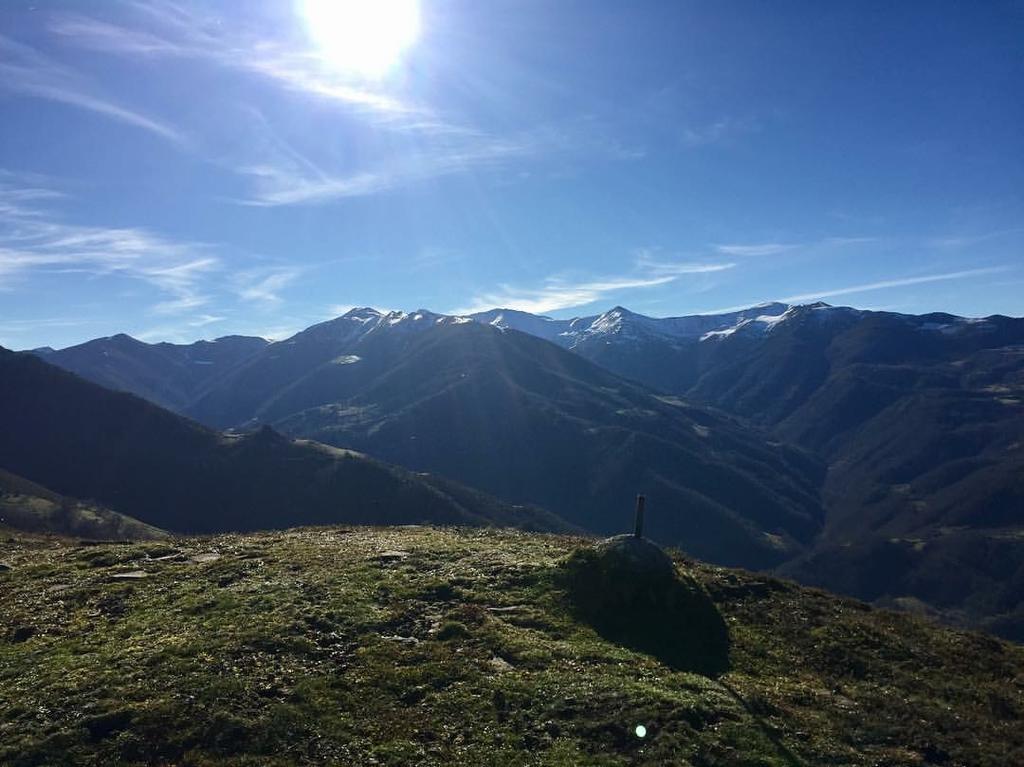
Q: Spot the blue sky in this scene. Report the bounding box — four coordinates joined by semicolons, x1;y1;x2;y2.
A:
1;0;1022;349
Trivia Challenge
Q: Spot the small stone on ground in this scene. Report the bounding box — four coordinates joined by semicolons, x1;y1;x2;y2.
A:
489;656;513;672
111;570;148;580
376;550;411;562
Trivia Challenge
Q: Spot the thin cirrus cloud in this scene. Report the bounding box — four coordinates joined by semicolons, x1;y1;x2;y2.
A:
0;34;185;145
234;267;302;305
680;116;760;148
46;6;577;206
634;249;736;277
711;237;883;258
234;133;542;207
0;171;217;313
775;267;1015;304
704;266;1015;314
454;258;736;315
714;242;799;257
48;6;423;124
134;313;227;343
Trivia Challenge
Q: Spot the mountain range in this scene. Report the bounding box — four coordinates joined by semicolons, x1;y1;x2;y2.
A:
472;304;1024;631
19;301;1024;638
23;312;828;569
39;333;269;412
181;310;824;569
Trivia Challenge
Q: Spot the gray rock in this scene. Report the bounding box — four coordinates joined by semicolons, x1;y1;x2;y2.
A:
375;550;411;563
111;570;148;580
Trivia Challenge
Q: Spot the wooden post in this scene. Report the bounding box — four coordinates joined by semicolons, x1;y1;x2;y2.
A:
633;494;646;538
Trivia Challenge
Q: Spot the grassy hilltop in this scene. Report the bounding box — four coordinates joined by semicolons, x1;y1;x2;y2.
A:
1;526;1021;766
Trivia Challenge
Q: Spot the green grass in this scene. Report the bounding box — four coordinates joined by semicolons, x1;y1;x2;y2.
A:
1;526;1021;766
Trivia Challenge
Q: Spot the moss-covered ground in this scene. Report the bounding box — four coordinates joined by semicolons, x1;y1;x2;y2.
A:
1;526;1021;766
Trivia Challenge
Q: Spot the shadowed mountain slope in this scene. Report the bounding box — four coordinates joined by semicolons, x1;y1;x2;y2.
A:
0;347;569;535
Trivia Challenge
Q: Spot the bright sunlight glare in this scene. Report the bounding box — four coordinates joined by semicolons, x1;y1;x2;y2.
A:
300;0;420;77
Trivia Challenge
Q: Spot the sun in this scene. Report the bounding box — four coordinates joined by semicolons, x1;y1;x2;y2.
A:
300;0;420;78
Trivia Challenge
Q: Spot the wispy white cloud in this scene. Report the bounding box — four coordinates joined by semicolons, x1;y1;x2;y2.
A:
0;172;217;314
634;250;737;277
926;228;1024;249
140;257;219;313
680;117;760;148
454;275;677;316
821;236;880;247
326;304;356;318
234;166;390;207
774;267;1015;304
234;132;541;206
711;237;887;258
714;242;799;257
703;266;1015;313
46;5;575;205
188;314;225;327
133;313;231;343
715;232;1018;259
454;253;737;315
234;267;301;304
0;34;185;144
49;6;427;126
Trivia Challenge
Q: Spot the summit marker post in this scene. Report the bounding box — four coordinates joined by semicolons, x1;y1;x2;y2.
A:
633;494;646;538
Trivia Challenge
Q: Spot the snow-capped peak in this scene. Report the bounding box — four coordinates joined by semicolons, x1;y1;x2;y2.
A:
341;307;386;324
699;306;798;341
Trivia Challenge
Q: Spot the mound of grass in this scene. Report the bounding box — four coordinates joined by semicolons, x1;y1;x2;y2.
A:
560;537;730;676
0;526;1021;766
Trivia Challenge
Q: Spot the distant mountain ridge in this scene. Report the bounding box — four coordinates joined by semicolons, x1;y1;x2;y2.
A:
469;302;792;347
39;333;269;411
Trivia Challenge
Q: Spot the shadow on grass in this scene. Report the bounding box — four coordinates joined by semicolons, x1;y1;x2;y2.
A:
717;680;806;767
560;547;731;677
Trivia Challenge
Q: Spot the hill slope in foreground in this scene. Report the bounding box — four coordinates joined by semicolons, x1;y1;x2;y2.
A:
1;527;1021;766
0;348;567;536
0;469;167;541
